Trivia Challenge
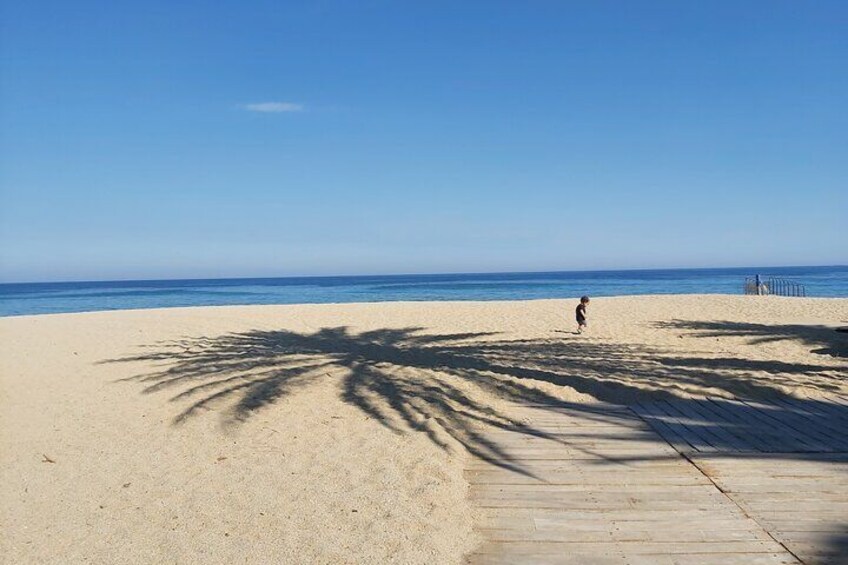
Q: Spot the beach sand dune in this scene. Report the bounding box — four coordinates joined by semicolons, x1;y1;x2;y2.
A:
2;295;846;563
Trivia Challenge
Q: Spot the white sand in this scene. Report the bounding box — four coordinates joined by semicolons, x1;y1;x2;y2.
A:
2;295;846;563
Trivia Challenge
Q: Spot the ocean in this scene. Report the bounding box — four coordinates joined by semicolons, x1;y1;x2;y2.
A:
1;265;846;317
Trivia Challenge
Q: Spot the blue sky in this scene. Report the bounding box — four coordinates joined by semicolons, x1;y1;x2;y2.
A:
1;1;845;282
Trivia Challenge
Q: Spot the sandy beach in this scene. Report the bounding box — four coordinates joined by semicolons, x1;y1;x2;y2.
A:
2;295;847;564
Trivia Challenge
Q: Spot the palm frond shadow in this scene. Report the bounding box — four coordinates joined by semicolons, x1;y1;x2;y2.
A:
823;527;848;563
104;325;848;473
108;327;596;475
654;319;848;358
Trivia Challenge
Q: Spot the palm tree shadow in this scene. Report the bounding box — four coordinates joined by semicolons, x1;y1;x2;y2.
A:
103;324;848;473
655;319;848;358
105;327;602;475
823;527;848;564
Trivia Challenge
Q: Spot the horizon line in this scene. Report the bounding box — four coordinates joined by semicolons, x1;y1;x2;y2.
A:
1;263;845;287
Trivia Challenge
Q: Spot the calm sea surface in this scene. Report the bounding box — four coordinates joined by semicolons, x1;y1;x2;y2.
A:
1;266;846;317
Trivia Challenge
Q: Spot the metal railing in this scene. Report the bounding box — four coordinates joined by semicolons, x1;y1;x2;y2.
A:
744;275;806;297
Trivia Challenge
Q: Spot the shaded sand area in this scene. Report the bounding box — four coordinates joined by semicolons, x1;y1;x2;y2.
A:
1;295;847;563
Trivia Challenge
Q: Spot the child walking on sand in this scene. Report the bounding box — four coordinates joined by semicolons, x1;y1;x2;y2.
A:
575;296;589;334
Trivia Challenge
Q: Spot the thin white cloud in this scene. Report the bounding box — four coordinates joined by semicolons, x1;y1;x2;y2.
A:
242;102;304;113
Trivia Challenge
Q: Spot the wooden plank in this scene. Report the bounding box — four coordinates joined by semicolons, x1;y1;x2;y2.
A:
720;492;848;504
472;484;730;502
489;418;645;430
728;500;848;514
779;396;848;423
471;441;678;452
761;521;847;533
473;498;730;511
501;412;642;423
714;482;848;494
472;480;720;491
666;399;750;451
691;398;779;452
776;544;845;564
531;516;765;532
500;406;639;417
631;401;699;453
470;487;728;504
690;458;848;473
466;448;679;461
707;399;826;452
469;443;669;454
466;458;697;471
489;411;638;419
769;396;848;424
765;397;848;447
467;470;712;486
479;428;659;439
468;462;706;474
694;461;848;480
649;400;718;452
492;414;643;424
475;507;750;522
487;409;646;420
473;433;663;446
468;553;799;565
690;452;848;468
770;530;845;543
739;398;848;449
687;398;770;451
688;399;756;447
699;399;794;452
475;514;535;531
702;470;847;481
471;540;789;555
475;425;648;436
732;398;835;451
480;526;773;543
516;401;634;409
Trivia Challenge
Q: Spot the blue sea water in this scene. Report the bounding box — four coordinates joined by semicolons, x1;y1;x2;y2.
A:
0;265;846;317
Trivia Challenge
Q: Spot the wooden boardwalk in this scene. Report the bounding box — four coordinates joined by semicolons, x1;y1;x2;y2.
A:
632;397;848;453
465;397;848;564
692;455;848;565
